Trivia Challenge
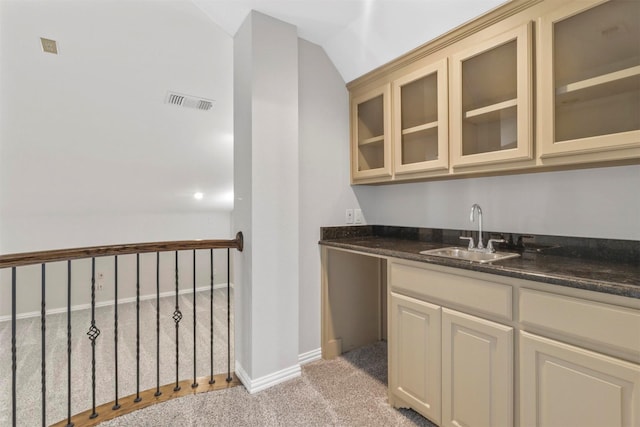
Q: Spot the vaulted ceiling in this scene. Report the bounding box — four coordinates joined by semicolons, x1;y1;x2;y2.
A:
194;0;507;82
0;0;505;220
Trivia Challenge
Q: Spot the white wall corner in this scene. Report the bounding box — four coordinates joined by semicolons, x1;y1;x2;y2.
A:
298;348;322;366
235;360;302;394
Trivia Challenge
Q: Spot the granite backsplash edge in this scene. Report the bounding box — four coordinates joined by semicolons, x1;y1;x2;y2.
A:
320;225;640;265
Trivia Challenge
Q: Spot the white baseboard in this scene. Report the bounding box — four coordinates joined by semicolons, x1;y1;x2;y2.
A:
235;360;301;394
298;348;321;366
0;282;235;323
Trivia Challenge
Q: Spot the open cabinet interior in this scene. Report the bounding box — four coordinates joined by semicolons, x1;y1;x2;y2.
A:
322;248;387;359
553;0;640;142
357;95;386;171
462;40;519;156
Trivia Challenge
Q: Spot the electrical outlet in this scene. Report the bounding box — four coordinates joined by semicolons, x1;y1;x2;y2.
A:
354;209;363;224
346;209;354;224
96;273;104;291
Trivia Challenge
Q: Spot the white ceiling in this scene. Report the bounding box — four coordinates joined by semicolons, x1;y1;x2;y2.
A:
194;0;507;82
0;0;505;220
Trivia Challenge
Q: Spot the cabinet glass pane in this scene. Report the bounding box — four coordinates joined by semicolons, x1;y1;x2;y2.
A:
402;128;439;165
554;0;640;142
401;73;438;129
461;40;518;156
357;95;385;170
358;143;385;170
400;72;439;165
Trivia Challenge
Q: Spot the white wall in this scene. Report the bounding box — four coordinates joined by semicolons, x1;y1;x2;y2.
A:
353;165;640;240
233;11;300;386
0;244;231;319
0;1;234;315
1;212;232;254
298;39;361;357
0;0;234;253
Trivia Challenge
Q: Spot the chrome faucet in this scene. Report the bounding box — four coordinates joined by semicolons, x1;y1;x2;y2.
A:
470;203;484;250
461;204;505;253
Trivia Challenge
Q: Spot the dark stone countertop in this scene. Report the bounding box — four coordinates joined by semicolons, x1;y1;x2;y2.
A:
319;226;640;299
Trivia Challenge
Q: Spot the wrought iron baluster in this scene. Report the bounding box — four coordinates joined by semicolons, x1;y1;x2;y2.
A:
173;250;182;391
11;267;17;427
192;249;198;388
135;254;141;403
87;258;100;419
66;261;73;427
41;264;46;427
226;248;232;382
113;256;120;410
155;252;162;397
209;249;215;385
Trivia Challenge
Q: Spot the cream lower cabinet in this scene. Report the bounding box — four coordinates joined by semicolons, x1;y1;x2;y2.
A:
442;308;513;427
519;288;640;427
388;260;514;427
520;331;640;427
389;293;513;427
389;292;442;423
387;259;640;427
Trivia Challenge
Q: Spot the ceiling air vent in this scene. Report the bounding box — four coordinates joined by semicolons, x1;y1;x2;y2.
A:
165;91;214;112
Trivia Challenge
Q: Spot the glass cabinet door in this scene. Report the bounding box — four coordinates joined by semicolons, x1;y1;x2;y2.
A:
538;0;640;158
393;59;449;175
351;84;392;182
451;23;533;167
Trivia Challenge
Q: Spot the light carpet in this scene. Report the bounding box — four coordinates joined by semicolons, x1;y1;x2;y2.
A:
100;341;436;427
0;288;233;426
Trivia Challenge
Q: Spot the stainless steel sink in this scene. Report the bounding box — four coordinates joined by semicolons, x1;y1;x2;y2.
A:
419;247;520;264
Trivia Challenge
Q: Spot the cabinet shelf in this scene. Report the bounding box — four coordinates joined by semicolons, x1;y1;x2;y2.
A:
464;99;517;124
401;121;438;136
556;65;640;105
358;135;385;146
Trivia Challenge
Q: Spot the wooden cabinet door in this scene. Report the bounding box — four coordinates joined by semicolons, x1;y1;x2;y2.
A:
350;84;392;183
441;308;513;427
389;292;441;425
450;22;533;169
520;331;640;427
393;58;449;175
537;0;640;160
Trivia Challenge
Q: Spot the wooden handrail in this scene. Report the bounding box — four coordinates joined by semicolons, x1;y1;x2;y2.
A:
0;231;243;269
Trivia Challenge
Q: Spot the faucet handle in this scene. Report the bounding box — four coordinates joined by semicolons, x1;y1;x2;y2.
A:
487;238;505;253
516;235;535;249
459;236;474;250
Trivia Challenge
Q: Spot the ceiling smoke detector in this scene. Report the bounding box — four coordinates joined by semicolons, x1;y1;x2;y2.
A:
165;91;215;111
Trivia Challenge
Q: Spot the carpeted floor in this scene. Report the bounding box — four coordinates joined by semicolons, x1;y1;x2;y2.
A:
1;288;435;427
1;288;233;426
100;341;436;427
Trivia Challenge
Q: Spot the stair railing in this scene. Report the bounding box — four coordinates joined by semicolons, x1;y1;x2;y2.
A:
0;232;243;427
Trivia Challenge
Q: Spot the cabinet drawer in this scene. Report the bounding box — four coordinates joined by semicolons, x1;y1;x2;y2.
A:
390;261;512;321
520;288;640;362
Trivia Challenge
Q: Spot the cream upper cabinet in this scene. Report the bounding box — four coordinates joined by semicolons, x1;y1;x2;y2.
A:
450;22;533;168
347;0;640;184
393;59;449;175
351;84;392;183
537;0;640;159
